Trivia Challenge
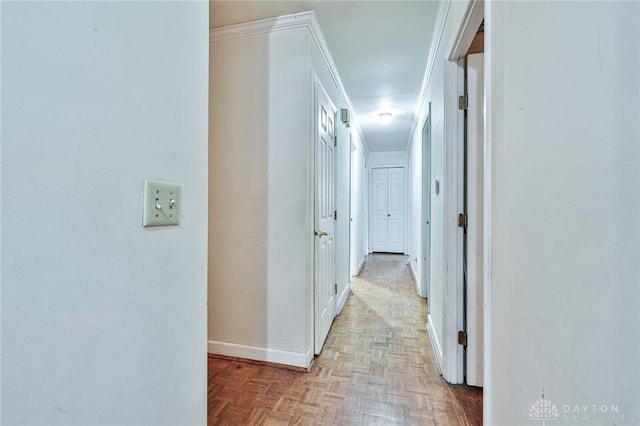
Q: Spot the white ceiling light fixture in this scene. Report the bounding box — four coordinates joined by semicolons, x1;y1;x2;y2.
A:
373;107;403;125
378;112;393;124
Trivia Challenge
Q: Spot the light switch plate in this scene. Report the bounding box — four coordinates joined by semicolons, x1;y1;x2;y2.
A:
143;179;180;227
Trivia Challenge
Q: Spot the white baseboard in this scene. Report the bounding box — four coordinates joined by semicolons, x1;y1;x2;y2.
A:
427;315;444;375
408;260;421;297
336;284;350;315
355;256;365;276
208;340;313;369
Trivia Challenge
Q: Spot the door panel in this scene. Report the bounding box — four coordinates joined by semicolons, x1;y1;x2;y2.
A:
387;168;405;253
314;81;336;355
371;168;389;252
465;52;484;387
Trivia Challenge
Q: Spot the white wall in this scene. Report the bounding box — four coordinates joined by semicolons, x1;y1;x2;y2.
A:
209;14;364;367
406;1;469;367
350;131;369;276
209;27;310;366
368;150;408;167
486;1;640;424
1;2;209;424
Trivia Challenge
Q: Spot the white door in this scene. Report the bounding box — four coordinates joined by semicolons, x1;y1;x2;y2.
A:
371;167;405;253
465;52;484;387
421;108;432;300
349;140;357;277
371;168;389;252
314;81;336;355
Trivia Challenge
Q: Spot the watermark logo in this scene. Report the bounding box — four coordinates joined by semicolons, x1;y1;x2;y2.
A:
529;395;559;425
528;393;637;424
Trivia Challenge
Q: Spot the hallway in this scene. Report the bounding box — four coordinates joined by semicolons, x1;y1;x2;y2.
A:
207;254;482;425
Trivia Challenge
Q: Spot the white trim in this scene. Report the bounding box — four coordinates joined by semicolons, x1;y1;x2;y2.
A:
208;340;313;370
408;1;452;146
483;1;494;422
209;11;314;42
354;256;366;277
446;0;484;61
336;284;350;315
409;259;425;298
427;316;444;375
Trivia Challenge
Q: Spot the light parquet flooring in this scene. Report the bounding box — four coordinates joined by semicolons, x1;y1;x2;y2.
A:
208;254;482;425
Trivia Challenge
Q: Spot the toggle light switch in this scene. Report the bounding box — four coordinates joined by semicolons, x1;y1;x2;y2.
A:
143;179;181;227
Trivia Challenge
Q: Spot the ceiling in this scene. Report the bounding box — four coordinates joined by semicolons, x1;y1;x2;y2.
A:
210;1;440;152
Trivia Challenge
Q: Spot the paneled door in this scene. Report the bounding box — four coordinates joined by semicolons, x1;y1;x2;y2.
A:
314;81;336;355
371;167;405;253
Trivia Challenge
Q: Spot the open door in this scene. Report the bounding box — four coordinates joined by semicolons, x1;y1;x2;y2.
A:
465;52;484;387
314;80;336;355
421;104;432;300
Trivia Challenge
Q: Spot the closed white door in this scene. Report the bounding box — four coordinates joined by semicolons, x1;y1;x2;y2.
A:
465;52;484;387
371;167;405;253
314;81;336;355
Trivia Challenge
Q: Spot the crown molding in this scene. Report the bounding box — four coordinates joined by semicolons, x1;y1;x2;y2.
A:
305;13;370;153
407;0;452;151
209;11;370;152
209;11;315;42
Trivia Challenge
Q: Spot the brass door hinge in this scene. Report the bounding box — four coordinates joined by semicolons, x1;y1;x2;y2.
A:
458;330;467;347
458;94;468;110
458;213;468;229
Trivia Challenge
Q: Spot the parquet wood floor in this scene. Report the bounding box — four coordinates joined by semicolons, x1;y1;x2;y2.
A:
208;254;482;425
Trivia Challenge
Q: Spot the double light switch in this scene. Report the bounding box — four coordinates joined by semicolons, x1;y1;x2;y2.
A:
143;179;180;227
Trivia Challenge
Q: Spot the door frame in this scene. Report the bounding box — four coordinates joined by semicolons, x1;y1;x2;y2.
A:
440;0;485;385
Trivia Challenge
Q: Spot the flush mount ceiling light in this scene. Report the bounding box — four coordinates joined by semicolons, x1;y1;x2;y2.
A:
373;107;404;125
378;112;393;124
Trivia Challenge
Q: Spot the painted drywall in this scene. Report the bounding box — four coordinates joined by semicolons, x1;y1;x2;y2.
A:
407;38;447;366
208;14;365;366
486;1;640;424
350;131;369;276
1;2;209;424
368;150;408;167
209;27;310;366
